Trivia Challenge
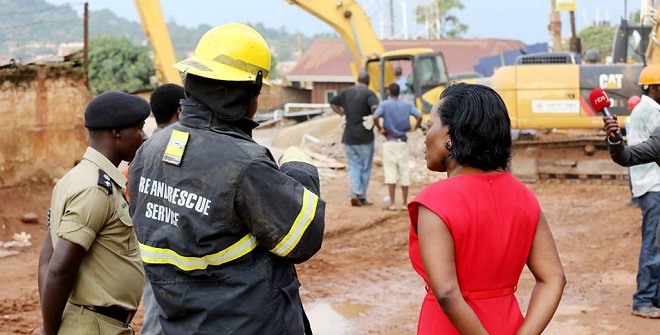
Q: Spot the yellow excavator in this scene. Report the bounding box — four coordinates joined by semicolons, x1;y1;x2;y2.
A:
134;0;448;114
488;54;642;130
486;2;660;131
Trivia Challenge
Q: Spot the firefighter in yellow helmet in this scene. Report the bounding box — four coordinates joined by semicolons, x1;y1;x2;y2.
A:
602;63;660;318
128;23;325;334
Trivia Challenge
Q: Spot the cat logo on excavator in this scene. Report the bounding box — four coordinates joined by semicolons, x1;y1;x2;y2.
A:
599;73;624;90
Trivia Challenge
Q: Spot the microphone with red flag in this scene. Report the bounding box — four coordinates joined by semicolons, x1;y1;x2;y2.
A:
589;88;622;138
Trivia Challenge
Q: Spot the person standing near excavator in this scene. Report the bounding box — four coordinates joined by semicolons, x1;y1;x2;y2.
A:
395;66;408;94
128;23;325;334
604;64;660;318
373;82;422;211
330;71;379;207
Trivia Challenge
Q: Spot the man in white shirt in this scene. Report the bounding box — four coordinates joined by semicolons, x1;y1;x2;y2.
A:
627;64;660;319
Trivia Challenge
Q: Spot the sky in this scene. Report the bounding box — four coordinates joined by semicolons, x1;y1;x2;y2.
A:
45;0;641;45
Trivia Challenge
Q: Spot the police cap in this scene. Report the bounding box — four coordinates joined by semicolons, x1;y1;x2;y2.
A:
84;90;151;129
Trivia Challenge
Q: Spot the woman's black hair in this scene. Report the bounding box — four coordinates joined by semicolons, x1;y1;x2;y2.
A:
438;82;511;171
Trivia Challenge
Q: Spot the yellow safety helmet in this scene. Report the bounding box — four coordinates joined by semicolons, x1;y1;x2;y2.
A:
173;23;271;85
638;64;660;86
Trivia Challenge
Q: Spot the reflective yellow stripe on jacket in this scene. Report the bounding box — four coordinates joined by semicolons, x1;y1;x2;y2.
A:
270;188;318;257
140;234;257;271
140;188;317;270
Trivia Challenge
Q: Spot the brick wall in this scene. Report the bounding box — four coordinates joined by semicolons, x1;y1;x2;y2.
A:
311;82;352;104
258;84;284;111
0;65;90;187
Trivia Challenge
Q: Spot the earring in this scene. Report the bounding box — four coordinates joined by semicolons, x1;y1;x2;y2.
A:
445;138;452;149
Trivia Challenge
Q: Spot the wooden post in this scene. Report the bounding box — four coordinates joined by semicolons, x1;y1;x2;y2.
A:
83;2;89;87
549;0;562;51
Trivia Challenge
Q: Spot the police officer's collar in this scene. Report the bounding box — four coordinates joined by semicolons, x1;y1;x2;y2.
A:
82;147;126;190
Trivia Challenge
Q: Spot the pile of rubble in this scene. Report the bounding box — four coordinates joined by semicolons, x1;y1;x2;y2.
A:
0;231;32;258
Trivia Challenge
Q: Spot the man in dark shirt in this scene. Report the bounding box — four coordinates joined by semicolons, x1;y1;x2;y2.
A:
330;71;380;206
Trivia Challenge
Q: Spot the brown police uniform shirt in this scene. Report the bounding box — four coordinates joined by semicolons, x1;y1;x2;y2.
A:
48;147;144;311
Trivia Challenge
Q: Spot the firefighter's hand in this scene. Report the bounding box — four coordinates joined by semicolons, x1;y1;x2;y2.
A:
279;146;313;166
603;115;622;142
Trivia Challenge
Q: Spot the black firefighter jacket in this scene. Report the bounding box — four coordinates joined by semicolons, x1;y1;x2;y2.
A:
128;99;326;335
607;127;660;167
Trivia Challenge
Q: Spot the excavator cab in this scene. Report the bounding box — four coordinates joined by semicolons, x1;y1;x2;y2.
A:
372;49;448;114
612;19;650;64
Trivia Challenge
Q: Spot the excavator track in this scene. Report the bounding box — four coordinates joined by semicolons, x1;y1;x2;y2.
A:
511;134;629;183
513;135;605;149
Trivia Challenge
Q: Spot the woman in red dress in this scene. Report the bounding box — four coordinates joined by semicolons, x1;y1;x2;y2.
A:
409;83;566;334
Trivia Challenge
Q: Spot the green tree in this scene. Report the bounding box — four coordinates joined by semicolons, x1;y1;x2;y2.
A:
413;0;468;38
270;53;280;79
629;9;641;23
87;36;154;95
578;25;617;60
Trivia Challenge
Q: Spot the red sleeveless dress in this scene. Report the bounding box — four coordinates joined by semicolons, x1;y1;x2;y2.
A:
408;172;540;334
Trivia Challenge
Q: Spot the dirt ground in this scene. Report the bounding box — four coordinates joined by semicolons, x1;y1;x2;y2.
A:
0;132;657;334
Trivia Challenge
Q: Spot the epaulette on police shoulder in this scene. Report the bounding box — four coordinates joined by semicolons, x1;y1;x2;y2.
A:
97;169;113;195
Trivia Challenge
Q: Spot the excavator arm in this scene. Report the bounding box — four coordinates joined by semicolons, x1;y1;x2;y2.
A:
284;0;384;71
646;2;660;64
134;0;383;86
134;0;182;85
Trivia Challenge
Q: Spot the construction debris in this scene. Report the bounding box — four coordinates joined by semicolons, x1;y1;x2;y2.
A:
1;232;32;249
20;212;38;224
0;232;32;258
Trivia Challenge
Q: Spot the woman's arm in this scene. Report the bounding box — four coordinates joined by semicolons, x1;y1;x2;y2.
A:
417;205;489;335
516;210;566;335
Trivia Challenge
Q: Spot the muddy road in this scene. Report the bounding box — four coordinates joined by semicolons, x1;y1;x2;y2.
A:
0;152;654;334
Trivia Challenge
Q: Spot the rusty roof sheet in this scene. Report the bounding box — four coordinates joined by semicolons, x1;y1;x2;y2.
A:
287;38;525;82
286;39;355;82
0;49;84;68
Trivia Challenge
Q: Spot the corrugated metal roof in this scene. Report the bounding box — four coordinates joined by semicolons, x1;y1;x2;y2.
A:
286;39;354;82
287;38;525;82
0;49;84;68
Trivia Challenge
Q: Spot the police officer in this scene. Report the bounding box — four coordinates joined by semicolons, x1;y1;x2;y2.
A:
128;23;325;334
37;91;149;335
